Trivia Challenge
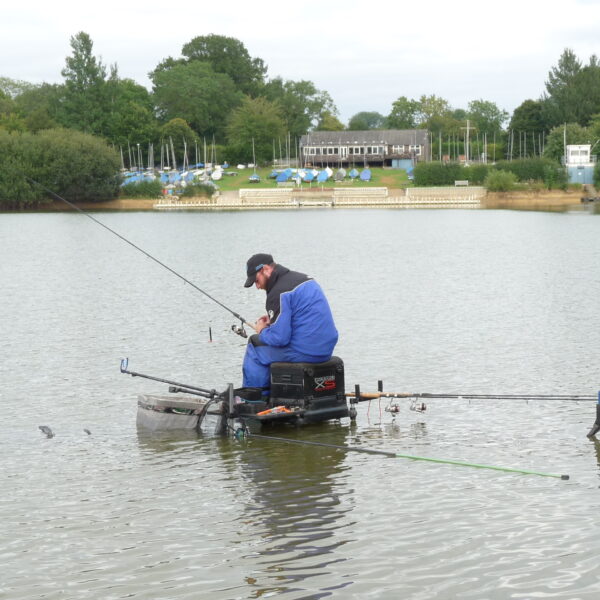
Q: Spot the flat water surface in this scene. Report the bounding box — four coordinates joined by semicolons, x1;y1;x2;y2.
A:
2;208;600;599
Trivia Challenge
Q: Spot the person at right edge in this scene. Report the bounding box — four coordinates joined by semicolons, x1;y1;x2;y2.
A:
242;253;338;392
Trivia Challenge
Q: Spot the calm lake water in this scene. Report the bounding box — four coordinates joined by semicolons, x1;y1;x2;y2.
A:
2;207;600;599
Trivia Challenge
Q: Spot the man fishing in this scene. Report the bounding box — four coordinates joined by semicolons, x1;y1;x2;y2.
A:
242;253;338;390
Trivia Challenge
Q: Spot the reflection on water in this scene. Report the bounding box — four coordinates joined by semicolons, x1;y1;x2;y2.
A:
588;437;600;479
221;425;355;597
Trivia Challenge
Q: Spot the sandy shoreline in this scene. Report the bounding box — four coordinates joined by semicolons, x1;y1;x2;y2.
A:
22;188;587;212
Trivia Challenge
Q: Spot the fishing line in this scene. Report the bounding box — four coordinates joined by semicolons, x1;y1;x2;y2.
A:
27;177;253;330
247;433;569;480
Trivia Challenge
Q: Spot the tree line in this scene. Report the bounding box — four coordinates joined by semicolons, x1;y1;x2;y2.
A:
3;35;600;162
2;36;600;207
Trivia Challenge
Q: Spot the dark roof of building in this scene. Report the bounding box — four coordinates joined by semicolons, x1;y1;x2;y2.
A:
300;130;429;145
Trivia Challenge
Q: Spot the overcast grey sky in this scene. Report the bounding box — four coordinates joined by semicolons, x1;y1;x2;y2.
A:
3;0;600;124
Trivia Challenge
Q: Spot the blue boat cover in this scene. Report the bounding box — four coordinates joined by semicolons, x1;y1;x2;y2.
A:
276;172;289;182
317;171;329;183
349;169;359;178
360;169;371;181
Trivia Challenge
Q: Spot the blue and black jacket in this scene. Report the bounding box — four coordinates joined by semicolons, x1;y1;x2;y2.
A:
257;265;338;356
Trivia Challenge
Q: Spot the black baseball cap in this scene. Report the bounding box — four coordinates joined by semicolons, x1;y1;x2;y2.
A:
244;253;274;287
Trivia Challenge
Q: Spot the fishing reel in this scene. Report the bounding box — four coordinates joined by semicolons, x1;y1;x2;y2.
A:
410;399;427;413
383;398;427;415
231;320;248;338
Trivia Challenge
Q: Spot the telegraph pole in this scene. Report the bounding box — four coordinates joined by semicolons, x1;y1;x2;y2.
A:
461;119;475;165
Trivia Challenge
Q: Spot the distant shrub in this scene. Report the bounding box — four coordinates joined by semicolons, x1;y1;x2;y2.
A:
0;128;120;209
484;170;517;192
495;158;556;182
463;164;490;185
181;182;216;197
542;164;568;190
120;180;162;198
593;163;600;187
413;162;465;186
528;181;545;193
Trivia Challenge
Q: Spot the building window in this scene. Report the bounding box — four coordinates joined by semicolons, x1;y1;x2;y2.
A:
410;145;421;156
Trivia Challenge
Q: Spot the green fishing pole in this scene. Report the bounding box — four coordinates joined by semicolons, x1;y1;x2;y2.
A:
246;433;569;480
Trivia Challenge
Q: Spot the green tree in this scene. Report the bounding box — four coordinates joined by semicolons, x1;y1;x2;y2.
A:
24;108;57;132
416;95;451;126
388;96;418;129
509;99;548;133
226;96;285;163
104;77;159;145
586;113;600;147
542;48;583;127
14;83;64;127
0;91;26;132
181;34;267;96
569;61;600;126
451;108;467;122
0;77;35;99
467;99;508;134
315;111;345;131
263;77;337;138
151;60;242;140
60;31;110;135
347;111;387;130
543;122;590;162
545;48;582;98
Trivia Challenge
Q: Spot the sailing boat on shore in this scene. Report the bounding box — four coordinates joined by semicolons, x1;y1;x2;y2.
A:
248;139;260;183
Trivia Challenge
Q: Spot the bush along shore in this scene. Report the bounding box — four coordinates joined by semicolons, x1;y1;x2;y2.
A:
0;129;588;211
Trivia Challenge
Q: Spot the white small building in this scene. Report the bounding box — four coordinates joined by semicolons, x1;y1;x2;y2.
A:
565;144;596;184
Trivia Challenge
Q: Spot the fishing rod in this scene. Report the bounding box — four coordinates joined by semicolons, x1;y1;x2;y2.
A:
347;384;600;431
347;392;597;401
244;433;569;480
26;177;255;337
346;381;596;402
119;358;219;398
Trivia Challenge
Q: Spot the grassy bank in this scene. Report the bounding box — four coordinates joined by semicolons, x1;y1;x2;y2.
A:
213;167;410;192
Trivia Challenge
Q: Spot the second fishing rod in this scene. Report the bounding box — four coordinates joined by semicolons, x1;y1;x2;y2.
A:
28;177;255;337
